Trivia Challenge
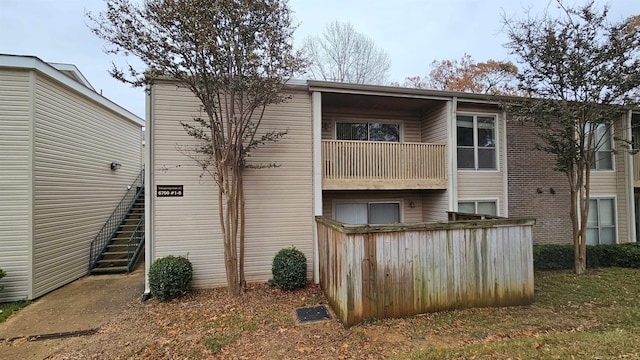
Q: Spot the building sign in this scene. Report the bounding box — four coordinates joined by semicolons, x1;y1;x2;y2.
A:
156;185;183;197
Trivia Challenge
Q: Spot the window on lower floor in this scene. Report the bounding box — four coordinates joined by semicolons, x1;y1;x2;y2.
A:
335;202;400;224
587;197;616;245
458;200;497;216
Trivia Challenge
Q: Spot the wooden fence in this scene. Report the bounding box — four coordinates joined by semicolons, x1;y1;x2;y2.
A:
316;216;535;327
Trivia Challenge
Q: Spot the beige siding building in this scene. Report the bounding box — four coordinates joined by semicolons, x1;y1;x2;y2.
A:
145;79;639;294
146;80;314;289
0;55;144;302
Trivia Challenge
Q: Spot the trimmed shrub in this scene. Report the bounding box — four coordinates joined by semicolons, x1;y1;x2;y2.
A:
0;267;5;292
533;244;574;270
533;243;640;270
272;247;307;291
149;255;193;301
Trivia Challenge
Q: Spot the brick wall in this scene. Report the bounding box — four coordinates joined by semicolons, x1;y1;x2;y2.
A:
507;122;573;244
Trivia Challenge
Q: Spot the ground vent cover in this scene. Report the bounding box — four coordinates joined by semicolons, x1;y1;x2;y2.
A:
295;305;332;324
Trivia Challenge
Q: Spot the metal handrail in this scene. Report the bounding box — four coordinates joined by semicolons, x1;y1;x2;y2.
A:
127;212;145;272
89;167;145;270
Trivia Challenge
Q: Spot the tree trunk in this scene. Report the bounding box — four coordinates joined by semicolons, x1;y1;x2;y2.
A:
220;164;241;297
570;186;585;274
238;166;246;292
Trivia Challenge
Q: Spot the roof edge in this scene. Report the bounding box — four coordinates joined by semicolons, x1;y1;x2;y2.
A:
0;54;143;127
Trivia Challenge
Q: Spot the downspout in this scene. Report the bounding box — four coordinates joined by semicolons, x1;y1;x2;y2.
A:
142;85;154;301
448;98;458;211
502;111;509;217
312;91;323;283
625;110;636;242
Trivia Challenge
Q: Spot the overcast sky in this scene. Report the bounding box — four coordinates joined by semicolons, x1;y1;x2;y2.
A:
1;0;638;119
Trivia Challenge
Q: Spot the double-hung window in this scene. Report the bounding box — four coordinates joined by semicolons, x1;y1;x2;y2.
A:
632;116;640;150
336;122;400;142
457;115;497;170
587;122;613;170
335;202;400;224
458;200;497;216
586;198;616;245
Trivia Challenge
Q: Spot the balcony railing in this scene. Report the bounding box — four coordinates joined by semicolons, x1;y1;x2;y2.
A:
322;140;447;190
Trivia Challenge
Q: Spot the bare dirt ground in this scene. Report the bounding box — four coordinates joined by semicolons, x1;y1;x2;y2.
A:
33;283;446;359
2;269;626;359
8;280;585;360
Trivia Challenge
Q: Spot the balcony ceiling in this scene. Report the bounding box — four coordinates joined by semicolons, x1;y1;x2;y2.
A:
322;93;443;113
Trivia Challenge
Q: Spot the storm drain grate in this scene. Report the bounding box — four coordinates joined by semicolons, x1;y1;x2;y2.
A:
295;305;331;324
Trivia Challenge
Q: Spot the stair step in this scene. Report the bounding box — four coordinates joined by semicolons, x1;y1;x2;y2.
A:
91;266;129;274
90;188;145;274
97;259;128;265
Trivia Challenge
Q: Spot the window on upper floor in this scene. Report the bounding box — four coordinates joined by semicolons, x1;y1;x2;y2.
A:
586;197;616;245
335;201;401;224
457;115;496;170
336;121;400;142
631;116;640;150
587;122;613;171
458;200;497;216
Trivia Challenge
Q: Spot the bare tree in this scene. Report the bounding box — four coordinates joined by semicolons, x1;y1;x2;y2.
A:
302;20;391;85
502;1;640;274
87;0;306;296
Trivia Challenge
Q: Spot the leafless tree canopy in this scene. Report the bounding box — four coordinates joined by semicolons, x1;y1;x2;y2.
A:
87;0;307;296
302;20;391;85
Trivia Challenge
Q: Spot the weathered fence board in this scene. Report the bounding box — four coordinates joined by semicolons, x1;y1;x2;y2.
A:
316;217;535;327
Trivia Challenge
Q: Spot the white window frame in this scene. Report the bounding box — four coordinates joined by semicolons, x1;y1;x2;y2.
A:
456;113;499;171
586;196;617;245
334;119;403;142
333;200;403;224
587;122;614;172
457;198;499;216
631;115;640;150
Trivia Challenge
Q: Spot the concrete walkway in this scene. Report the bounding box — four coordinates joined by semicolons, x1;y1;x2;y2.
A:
0;265;144;359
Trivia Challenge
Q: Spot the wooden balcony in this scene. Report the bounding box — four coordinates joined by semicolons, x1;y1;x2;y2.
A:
322;140;447;190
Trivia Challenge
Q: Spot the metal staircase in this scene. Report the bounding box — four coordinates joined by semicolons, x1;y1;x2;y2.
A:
89;168;145;274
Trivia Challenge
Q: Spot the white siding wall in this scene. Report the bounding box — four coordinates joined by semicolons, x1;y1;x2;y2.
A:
421;102;448;143
32;74;143;298
456;105;507;216
0;69;32;302
421;102;450;221
590;115;629;243
422;190;449;222
151;82;314;288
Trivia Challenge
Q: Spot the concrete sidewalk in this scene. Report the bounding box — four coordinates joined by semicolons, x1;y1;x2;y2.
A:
0;265;144;359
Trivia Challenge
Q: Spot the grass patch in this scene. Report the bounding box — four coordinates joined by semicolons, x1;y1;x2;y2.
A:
398;267;640;359
203;333;241;355
0;301;29;323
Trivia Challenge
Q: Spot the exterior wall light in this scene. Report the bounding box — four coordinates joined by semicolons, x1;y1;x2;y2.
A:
110;162;122;170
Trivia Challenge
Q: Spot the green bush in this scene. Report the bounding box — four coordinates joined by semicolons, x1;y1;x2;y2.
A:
149;255;193;301
533;243;640;270
272;247;307;291
0;267;6;292
533;244;574;270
